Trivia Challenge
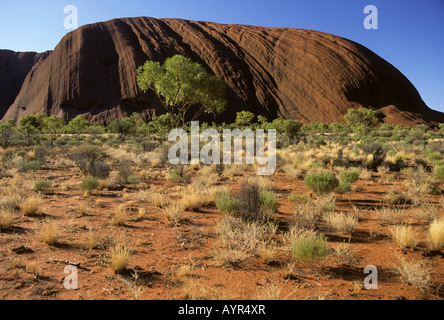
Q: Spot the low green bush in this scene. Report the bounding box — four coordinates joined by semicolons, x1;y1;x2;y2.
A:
34;180;51;193
340;169;361;183
259;190;279;213
80;177;99;193
337;180;351;193
215;191;239;215
19;160;43;172
435;165;444;182
291;232;329;263
304;172;339;195
288;193;310;204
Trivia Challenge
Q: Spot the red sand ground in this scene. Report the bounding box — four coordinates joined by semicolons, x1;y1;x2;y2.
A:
0;164;443;300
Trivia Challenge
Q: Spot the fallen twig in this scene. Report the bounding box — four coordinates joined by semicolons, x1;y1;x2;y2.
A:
49;258;81;266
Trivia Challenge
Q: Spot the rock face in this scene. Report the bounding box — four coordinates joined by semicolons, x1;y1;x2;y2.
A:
0;50;51;118
1;17;443;126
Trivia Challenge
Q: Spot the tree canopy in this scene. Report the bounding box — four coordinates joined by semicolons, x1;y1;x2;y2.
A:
137;55;227;128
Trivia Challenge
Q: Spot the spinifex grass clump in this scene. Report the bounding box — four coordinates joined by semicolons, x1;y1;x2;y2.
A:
39;220;60;246
108;244;131;274
0;209;14;231
427;218;444;251
304;171;339;195
291;231;329;263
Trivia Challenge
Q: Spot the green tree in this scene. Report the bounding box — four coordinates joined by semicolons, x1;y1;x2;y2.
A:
108;117;137;141
257;115;269;129
0;120;17;148
145;113;176;141
18;114;47;142
43;115;66;134
235;111;255;128
283;119;302;140
137;55;227;128
65;115;90;135
266;118;301;140
344;108;382;127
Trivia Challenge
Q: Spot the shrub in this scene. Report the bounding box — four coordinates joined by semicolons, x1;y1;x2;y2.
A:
427;151;441;162
215;191;239;215
68;144;108;177
116;160;134;184
237;180;276;223
216;216;276;255
395;257;431;290
168;168;182;183
19;160;43;172
167;166;190;183
293;201;322;230
259;190;279;213
291;231;329;263
89;160;110;179
34;180;51;193
304;171;339;195
33;146;49;162
337;180;351;193
340;169;361;183
26;262;40;276
288;193;310;204
80;177;99;194
382;190;412;205
127;175;140;184
378;208;409;225
179;189;205;212
435;165;444;182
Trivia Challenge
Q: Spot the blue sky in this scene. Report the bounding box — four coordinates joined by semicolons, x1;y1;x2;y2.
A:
0;0;443;112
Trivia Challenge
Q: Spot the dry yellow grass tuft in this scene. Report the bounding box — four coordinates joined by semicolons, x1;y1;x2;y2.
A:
427;218;444;251
86;229;100;250
0;209;14;231
395;256;431;290
39;220;60;245
324;212;359;234
390;225;417;249
108;244;131;274
20;197;42;217
112;204;127;226
258;244;276;265
165;205;183;225
25;262;40;276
